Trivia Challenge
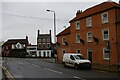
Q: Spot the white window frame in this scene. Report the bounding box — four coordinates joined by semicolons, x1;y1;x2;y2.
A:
102;29;109;40
86;17;92;27
101;12;108;24
76;49;80;53
87;32;92;42
76;21;80;30
103;48;110;60
76;34;80;43
87;49;92;58
62;37;66;45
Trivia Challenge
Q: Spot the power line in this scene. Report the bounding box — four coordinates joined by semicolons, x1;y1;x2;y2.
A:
1;13;69;22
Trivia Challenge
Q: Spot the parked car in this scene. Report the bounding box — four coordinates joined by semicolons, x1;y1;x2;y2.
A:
62;53;91;69
118;63;120;72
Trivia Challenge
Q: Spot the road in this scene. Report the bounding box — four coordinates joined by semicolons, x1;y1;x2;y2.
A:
2;58;120;80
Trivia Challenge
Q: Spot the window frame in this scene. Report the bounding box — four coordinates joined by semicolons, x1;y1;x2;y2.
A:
87;32;92;42
102;29;109;40
62;37;66;45
76;49;80;53
76;21;80;30
103;48;110;60
76;34;80;43
101;12;108;24
86;17;92;27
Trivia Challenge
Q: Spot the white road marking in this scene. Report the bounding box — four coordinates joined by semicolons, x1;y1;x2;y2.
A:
31;64;40;68
73;76;86;80
44;68;62;74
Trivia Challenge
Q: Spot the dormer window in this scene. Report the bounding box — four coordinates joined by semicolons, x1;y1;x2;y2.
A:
76;21;80;30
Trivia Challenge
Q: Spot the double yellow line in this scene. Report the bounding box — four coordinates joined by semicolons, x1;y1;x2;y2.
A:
2;66;14;80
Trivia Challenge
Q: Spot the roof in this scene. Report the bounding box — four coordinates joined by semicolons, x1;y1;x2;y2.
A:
57;27;70;37
4;39;28;45
69;1;120;23
38;34;51;38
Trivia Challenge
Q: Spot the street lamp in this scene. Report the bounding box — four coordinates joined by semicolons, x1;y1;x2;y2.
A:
47;9;57;62
46;9;56;43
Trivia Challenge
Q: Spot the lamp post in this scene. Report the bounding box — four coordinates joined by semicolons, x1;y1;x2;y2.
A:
46;9;56;43
47;9;57;62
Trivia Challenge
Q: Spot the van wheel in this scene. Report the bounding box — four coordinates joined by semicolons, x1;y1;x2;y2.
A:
63;62;66;67
74;64;78;69
118;67;120;72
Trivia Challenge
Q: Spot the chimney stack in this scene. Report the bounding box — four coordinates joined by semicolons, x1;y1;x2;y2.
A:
26;36;28;40
37;30;40;38
76;10;82;16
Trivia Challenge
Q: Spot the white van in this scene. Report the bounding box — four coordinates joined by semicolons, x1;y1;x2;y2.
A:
62;53;91;69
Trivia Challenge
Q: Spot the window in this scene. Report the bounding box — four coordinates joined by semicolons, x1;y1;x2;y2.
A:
102;29;109;40
70;55;75;60
39;39;41;42
101;12;108;23
47;51;49;57
39;52;41;57
47;38;50;42
103;48;110;60
43;39;46;42
62;37;66;45
87;32;92;42
62;49;65;55
76;34;80;43
12;45;15;49
86;17;92;27
6;46;9;49
76;49;80;53
47;44;50;48
76;21;80;30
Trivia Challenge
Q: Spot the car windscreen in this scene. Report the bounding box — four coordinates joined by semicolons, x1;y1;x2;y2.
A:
77;55;85;59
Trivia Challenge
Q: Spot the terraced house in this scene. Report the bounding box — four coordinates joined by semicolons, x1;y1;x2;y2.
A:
57;1;120;71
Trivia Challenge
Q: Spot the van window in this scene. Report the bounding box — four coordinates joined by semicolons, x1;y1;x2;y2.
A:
77;55;85;59
70;55;75;60
74;55;80;60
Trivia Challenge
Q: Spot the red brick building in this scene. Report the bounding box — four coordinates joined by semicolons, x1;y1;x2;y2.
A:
2;36;29;57
57;1;120;71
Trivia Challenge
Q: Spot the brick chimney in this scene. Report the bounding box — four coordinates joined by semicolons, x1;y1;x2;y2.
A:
26;36;28;40
76;10;82;16
37;30;40;38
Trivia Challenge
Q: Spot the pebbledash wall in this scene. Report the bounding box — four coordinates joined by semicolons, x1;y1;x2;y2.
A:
57;1;120;71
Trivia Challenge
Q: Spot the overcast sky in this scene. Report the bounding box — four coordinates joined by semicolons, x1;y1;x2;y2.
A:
0;0;119;44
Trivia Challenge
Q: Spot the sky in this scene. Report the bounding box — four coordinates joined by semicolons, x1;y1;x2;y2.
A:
0;0;119;44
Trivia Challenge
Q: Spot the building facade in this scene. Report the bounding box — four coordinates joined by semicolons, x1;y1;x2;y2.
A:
26;45;37;57
57;1;120;71
2;36;29;58
37;30;52;58
0;41;4;57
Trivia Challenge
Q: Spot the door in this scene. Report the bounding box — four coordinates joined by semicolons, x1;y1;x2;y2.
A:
88;49;92;62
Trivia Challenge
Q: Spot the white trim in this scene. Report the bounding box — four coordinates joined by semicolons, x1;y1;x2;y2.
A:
101;12;108;24
76;21;80;30
87;32;92;42
86;17;92;27
76;34;80;43
102;29;109;41
103;48;110;60
62;37;66;45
